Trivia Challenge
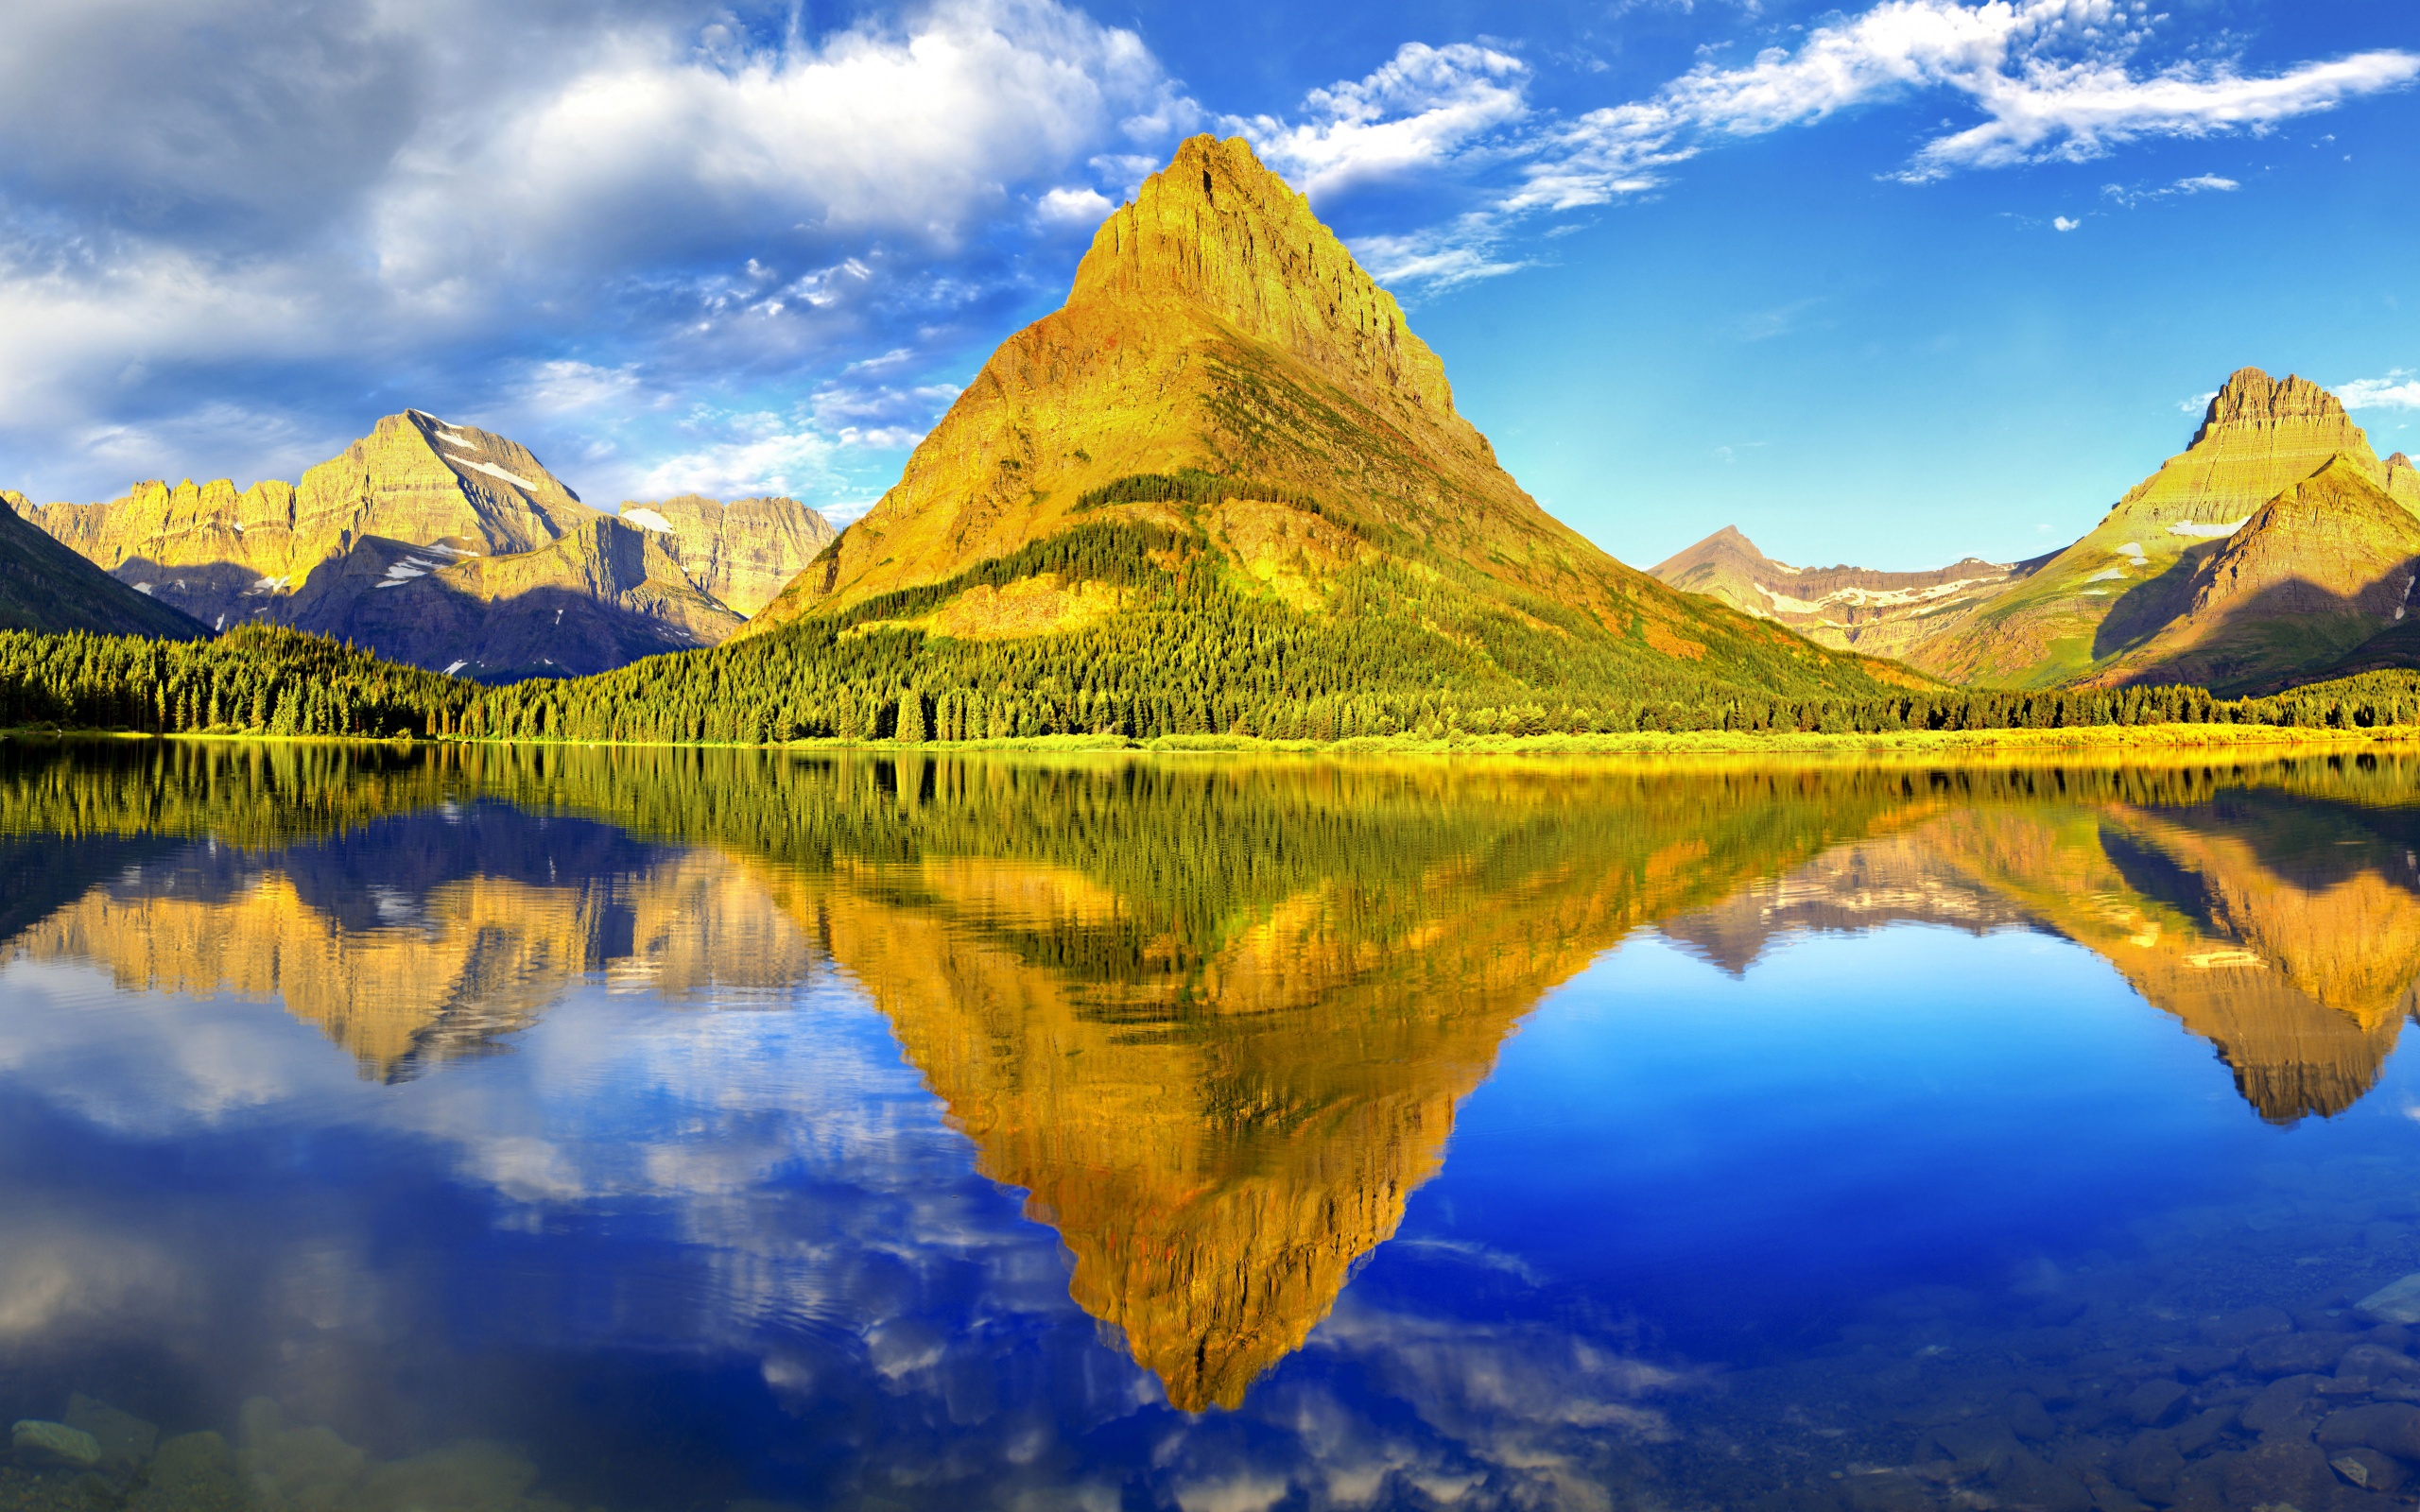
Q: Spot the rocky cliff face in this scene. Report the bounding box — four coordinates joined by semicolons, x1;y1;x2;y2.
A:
15;411;603;634
0;491;210;640
12;415;827;679
1906;369;2404;687
2387;452;2420;514
742;135;1908;700
618;494;836;616
1650;524;2035;661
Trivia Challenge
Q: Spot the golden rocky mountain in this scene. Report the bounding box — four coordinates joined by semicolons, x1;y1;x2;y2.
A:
1654;369;2420;695
1649;524;2043;662
741;135;1913;704
2083;455;2420;692
8;411;834;679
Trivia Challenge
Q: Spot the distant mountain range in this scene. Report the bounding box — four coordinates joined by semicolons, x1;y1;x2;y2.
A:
9;139;2411;712
5;411;833;679
1654;368;2420;694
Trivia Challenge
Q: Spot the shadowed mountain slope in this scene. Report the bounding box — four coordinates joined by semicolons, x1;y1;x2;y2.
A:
2083;456;2420;694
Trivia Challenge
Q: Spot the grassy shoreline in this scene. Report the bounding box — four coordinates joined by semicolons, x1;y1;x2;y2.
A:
9;721;2420;762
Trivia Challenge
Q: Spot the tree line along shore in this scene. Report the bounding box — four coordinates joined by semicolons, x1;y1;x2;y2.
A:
6;623;2420;753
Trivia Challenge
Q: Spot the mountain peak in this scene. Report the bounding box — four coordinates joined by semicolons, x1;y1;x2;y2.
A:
1067;134;1456;416
2191;368;2351;446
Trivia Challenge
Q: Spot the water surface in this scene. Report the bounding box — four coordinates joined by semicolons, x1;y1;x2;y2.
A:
6;743;2420;1511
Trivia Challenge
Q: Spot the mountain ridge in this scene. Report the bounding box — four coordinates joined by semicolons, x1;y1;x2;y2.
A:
1653;369;2420;696
1650;525;2041;661
13;418;835;679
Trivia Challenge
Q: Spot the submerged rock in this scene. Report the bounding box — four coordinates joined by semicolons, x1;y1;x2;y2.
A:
128;1433;244;1512
10;1419;101;1469
2124;1378;2191;1426
2318;1400;2420;1459
2244;1326;2355;1376
2356;1272;2420;1324
64;1395;158;1470
2334;1446;2407;1492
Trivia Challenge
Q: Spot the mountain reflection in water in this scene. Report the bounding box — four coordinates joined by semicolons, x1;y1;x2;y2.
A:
7;741;2420;1509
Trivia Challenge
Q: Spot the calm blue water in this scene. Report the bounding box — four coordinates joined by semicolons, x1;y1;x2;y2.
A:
6;744;2420;1510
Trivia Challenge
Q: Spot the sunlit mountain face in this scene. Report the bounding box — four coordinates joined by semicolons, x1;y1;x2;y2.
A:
8;743;2420;1508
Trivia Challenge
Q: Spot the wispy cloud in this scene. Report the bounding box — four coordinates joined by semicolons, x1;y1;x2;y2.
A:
1238;1;2418;292
2342;369;2420;412
2102;171;2241;206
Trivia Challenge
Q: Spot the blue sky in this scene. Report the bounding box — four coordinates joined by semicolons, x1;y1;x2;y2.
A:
0;0;2413;571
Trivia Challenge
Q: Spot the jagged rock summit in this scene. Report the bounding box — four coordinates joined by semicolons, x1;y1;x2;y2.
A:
747;134;1909;705
15;417;836;679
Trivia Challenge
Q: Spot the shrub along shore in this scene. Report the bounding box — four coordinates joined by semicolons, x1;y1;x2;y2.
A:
4;624;2420;753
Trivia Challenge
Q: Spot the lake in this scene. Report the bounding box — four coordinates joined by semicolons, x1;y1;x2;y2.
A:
5;742;2420;1512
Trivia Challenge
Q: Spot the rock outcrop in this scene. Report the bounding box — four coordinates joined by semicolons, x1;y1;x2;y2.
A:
2387;452;2420;515
1650;524;2038;661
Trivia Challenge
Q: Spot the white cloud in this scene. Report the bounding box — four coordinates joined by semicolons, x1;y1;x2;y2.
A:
1234;43;1530;201
1348;216;1529;290
2342;370;2420;411
634;414;844;501
2103;171;2244;206
1036;185;1115;226
0;0;1180;504
1535;1;2418;200
1235;1;2418;292
517;360;643;415
2053;215;2081;231
371;0;1174;290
